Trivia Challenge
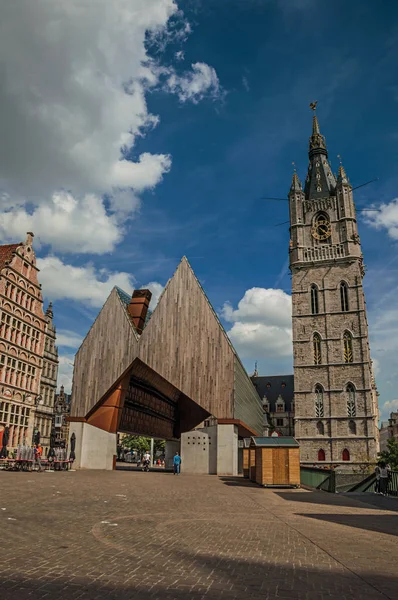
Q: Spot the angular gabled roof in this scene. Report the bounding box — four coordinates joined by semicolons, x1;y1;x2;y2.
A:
251;374;294;412
0;243;22;271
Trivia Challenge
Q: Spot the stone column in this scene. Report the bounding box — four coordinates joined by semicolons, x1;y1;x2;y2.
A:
216;424;238;476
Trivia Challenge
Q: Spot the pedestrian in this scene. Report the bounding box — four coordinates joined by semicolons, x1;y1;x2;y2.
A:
379;462;389;495
173;452;181;475
36;443;43;472
374;463;381;494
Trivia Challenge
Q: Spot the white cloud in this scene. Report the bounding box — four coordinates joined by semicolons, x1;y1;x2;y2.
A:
165;62;222;104
0;191;122;254
57;354;75;394
364;198;398;240
0;1;221;254
222;287;292;359
242;76;250;91
37;256;135;307
144;281;164;307
175;50;185;61
56;330;84;349
382;399;398;415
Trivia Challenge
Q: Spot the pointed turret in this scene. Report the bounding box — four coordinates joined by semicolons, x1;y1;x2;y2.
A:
290;170;302;192
253;361;259;378
337;159;350;186
46;302;53;321
304;108;336;199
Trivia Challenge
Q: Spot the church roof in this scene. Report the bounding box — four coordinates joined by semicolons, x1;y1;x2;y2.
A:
0;243;22;272
251;374;294;412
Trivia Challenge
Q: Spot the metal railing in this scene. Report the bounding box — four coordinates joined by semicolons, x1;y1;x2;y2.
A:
300;467;398;496
300;466;336;492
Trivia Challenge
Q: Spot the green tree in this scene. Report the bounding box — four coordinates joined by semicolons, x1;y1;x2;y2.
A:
379;438;398;470
122;435;150;454
121;436;166;456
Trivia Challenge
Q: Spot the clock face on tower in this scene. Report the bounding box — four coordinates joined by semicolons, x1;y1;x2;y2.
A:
311;213;332;241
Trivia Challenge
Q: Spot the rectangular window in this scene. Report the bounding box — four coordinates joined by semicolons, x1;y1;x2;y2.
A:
276;418;284;427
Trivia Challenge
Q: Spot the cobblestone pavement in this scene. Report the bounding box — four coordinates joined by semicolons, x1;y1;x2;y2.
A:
0;470;397;600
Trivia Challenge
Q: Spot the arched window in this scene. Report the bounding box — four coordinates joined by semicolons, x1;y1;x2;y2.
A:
315;385;324;417
340;282;349;312
316;421;324;435
342;448;350;461
343;331;353;363
318;449;326;461
347;384;356;417
348;420;356;435
313;333;322;365
311;284;319;315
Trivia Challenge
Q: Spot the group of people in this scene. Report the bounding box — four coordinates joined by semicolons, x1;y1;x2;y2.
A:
374;462;391;495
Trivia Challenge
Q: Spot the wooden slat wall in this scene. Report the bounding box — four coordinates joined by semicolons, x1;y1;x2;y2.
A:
138;258;235;419
255;447;262;484
71;288;139;418
288;448;300;485
261;448;273;485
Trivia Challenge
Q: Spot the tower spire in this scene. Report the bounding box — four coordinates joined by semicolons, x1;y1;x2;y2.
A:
304;102;336;199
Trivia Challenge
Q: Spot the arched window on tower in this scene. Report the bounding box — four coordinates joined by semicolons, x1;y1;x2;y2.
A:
313;333;322;365
343;331;353;363
315;385;324;417
316;421;324;435
347;383;356;417
318;449;326;462
311;284;319;315
348;420;356;435
340;282;349;312
342;448;350;461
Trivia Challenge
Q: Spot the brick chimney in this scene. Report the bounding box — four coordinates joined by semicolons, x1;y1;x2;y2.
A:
127;289;152;334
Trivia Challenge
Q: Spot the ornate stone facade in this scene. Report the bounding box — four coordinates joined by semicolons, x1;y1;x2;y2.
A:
35;302;59;453
0;233;58;454
289;113;379;468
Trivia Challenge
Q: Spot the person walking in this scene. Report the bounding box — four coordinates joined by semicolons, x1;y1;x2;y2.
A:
374;463;381;494
379;462;389;495
36;443;43;472
173;452;181;475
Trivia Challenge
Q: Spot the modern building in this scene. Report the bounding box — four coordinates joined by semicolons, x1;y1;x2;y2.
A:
251;373;295;436
289;110;379;467
0;233;58;453
69;257;263;473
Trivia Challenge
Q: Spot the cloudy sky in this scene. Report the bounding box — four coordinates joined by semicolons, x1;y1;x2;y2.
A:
1;0;397;421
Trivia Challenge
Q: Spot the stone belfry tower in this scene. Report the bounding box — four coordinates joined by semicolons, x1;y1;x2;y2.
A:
289;108;379;467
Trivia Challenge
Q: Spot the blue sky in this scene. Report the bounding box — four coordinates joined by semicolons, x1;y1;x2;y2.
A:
0;1;397;421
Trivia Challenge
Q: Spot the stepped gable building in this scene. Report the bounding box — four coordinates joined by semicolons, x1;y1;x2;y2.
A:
69;257;263;473
251;373;295;436
0;233;58;454
289;109;379;467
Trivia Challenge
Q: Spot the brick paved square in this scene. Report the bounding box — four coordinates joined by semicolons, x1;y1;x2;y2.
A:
0;470;397;599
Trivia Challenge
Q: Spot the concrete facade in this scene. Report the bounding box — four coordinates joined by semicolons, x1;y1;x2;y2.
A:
289;114;379;468
180;431;209;474
217;424;238;475
70;421;116;470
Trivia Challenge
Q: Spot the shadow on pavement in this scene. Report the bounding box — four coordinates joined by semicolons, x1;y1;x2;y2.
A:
296;512;398;537
276;489;398;512
1;551;397;600
219;476;259;487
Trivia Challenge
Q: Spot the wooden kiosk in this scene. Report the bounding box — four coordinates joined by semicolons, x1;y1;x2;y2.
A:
249;436;300;487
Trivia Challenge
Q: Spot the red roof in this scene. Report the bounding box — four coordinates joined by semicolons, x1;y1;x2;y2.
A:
0;243;22;272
